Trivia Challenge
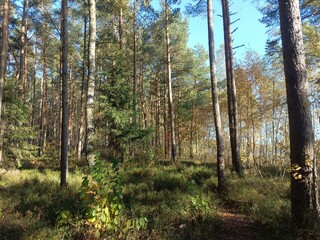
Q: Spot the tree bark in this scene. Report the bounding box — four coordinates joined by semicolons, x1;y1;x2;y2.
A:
208;0;225;191
221;0;242;175
60;0;69;186
133;0;137;124
77;13;88;159
278;0;319;225
0;0;10;122
165;1;176;162
155;73;161;146
189;100;195;159
0;0;10;165
19;0;28;99
39;35;48;157
86;0;96;166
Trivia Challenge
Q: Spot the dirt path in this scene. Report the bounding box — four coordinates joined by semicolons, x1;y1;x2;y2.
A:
217;208;266;240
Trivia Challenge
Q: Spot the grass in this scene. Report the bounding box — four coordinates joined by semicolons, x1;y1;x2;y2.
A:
0;169;83;239
1;161;318;239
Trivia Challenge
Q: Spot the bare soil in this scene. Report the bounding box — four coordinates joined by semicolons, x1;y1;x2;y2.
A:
218;208;266;240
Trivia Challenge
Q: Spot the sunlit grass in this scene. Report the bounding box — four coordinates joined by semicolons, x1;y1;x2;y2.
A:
1;161;314;239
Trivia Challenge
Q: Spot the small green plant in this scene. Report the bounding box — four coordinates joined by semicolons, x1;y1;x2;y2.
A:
75;158;147;238
79;160;123;232
56;210;72;225
190;195;210;213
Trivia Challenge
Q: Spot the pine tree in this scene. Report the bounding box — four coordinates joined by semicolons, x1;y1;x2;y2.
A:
278;0;319;225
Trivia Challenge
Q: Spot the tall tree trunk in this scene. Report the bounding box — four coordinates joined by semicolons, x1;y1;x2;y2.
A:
31;42;37;130
60;0;69;186
165;1;176;162
0;0;10;122
19;0;28;99
189;101;195;159
246;90;251;164
163;80;169;159
155;73;161;146
221;0;242;175
0;0;10;164
208;0;225;191
77;13;88;159
68;63;74;148
272;78;275;165
278;0;319;225
133;0;137;124
39;36;48;157
86;0;96;166
119;7;123;50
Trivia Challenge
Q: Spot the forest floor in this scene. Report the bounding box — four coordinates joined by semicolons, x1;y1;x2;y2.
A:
0;161;319;239
217;204;266;240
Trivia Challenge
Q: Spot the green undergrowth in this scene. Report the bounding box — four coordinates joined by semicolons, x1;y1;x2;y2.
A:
1;161;319;239
0;169;83;239
224;174;292;239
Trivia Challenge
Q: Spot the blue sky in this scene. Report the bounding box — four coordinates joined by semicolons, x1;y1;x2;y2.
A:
186;0;268;59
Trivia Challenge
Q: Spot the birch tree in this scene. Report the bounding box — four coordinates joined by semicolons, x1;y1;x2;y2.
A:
207;0;225;191
86;0;96;166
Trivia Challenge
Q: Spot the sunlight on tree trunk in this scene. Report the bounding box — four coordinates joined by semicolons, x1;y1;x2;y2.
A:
86;0;96;166
207;0;226;191
278;0;319;225
165;0;176;163
221;0;242;175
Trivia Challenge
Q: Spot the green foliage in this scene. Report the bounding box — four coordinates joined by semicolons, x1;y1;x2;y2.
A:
98;53;153;161
190;195;210;213
79;160;124;232
0;169;82;239
2;80;37;168
186;166;213;185
72;159;147;238
2;162;312;239
226;175;292;239
153;171;191;192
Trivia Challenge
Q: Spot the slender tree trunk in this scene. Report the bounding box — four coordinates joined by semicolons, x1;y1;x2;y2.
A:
31;42;37;130
250;101;256;166
221;0;242;175
60;0;69;186
155;73;161;146
0;0;10;164
239;96;243;156
119;7;123;50
163;80;169;159
189;101;195;159
39;36;48;157
272;78;275;165
86;0;96;166
133;0;137;124
252;121;256;166
208;0;225;191
68;63;74;148
140;71;147;129
77;14;88;159
246;91;251;164
165;1;176;162
0;0;10;122
278;0;319;225
19;0;28;99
